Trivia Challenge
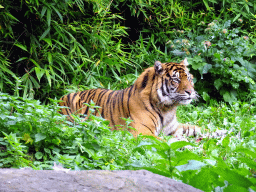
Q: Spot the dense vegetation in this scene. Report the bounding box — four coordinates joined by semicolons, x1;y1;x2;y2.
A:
0;0;256;191
1;0;256;102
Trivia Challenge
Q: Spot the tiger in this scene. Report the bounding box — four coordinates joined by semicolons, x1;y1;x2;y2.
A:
59;58;201;138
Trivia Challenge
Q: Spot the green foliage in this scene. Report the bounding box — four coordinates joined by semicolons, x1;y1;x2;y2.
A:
0;92;139;170
201;0;256;30
0;0;138;100
168;19;256;102
0;0;256;102
1;93;255;191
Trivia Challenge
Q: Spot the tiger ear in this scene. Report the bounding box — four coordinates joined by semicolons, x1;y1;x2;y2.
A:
154;61;163;75
183;58;189;66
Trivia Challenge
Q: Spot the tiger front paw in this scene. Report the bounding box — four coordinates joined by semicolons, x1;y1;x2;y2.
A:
173;124;201;137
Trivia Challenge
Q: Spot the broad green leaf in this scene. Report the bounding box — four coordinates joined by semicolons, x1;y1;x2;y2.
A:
222;135;230;148
52;6;63;23
5;12;19;21
35;67;45;81
176;160;207;172
30;76;40;89
136;140;154;148
41;6;47;18
233;13;241;22
16;57;28;63
47;8;51;27
45;70;52;87
188;167;219;191
235;148;256;158
29;58;40;67
35;133;46;142
138;136;170;150
14;43;28;52
0;5;4;8
224;20;231;28
171;141;196;151
237;158;256;169
213;168;253;188
202;92;210;102
224;185;248;192
77;42;89;57
202;63;212;74
222;91;237;103
190;56;204;70
48;52;53;65
245;4;249;13
35;152;43;159
214;79;222;90
174;150;202;166
39;27;50;41
42;38;52;46
214;53;221;59
44;148;51;154
202;0;210;10
53;39;68;50
111;68;121;81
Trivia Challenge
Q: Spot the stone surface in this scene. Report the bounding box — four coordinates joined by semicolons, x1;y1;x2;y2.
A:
0;168;203;192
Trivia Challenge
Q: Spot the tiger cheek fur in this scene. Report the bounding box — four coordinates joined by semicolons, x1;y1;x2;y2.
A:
59;58;201;138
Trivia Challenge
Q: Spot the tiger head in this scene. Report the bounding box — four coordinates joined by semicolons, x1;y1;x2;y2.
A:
154;58;198;105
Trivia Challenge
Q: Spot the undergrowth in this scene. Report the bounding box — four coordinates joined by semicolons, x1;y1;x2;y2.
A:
0;92;255;191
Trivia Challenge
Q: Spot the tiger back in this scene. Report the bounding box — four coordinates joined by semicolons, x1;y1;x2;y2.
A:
59;58;201;138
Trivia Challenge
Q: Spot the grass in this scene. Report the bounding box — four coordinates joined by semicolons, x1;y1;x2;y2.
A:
0;92;255;191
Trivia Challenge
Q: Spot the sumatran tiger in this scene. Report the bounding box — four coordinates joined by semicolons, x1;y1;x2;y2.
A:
59;58;201;138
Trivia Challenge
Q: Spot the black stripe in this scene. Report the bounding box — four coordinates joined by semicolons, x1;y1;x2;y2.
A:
165;79;170;94
121;89;125;116
108;91;117;125
107;91;115;105
152;73;156;81
141;123;154;134
67;94;72;110
149;115;157;129
101;108;105;118
80;91;88;100
83;90;96;115
150;80;163;127
127;85;134;116
71;92;78;103
142;102;157;124
97;89;108;106
86;90;97;105
150;100;163;127
141;73;148;89
161;77;166;96
105;91;115;123
166;63;177;71
95;89;107;106
116;91;122;118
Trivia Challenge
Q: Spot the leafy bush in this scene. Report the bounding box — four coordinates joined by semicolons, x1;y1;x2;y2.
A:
168;19;256;102
0;92;140;169
0;92;255;191
0;0;139;100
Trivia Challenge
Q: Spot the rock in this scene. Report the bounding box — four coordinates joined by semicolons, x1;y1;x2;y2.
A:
0;168;202;192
